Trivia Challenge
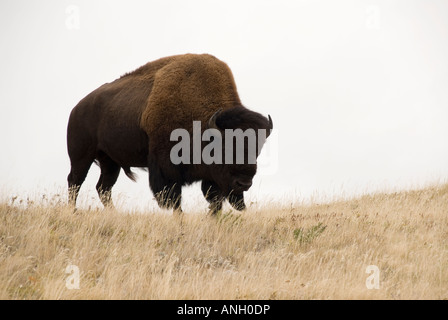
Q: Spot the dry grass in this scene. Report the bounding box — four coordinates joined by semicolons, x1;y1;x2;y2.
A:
1;184;447;299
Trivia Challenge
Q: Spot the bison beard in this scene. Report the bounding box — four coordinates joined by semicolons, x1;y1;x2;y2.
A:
67;54;273;214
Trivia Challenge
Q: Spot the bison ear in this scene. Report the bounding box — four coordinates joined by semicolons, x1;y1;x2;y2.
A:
267;114;273;137
208;109;223;130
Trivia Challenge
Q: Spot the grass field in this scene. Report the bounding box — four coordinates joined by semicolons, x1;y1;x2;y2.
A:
1;184;447;299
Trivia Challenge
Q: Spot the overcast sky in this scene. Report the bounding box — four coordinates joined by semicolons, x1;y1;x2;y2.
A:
1;0;447;211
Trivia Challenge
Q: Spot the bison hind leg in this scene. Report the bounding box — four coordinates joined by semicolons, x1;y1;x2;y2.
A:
95;152;120;208
68;156;95;208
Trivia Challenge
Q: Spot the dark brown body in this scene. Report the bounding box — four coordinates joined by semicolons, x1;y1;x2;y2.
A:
67;54;272;212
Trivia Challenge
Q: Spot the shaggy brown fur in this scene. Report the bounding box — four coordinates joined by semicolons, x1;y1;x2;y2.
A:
67;54;272;213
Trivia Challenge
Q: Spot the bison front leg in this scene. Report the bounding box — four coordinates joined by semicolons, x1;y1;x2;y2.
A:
148;171;181;212
201;180;224;215
155;183;182;211
228;192;246;211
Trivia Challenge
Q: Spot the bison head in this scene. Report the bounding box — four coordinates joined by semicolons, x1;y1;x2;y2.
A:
206;105;273;210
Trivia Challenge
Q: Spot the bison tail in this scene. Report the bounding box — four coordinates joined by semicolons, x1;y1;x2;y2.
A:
123;167;137;182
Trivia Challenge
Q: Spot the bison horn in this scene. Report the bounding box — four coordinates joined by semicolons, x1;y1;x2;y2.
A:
267;114;273;137
208;109;222;130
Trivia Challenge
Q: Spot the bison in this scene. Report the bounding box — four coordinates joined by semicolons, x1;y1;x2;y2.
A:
67;53;273;213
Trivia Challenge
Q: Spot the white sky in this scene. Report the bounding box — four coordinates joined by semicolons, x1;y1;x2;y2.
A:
1;0;447;211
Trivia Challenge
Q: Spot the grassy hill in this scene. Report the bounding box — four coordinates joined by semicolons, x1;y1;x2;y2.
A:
1;184;447;299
